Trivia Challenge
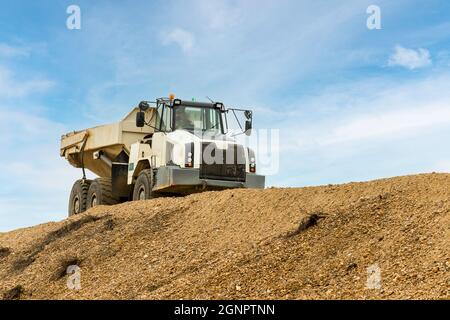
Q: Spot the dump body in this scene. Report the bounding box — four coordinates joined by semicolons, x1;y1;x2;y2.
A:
60;107;154;177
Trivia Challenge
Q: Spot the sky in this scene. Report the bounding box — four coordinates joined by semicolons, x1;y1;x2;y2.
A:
0;0;450;231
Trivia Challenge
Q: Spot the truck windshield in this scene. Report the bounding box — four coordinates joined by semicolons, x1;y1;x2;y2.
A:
173;106;223;133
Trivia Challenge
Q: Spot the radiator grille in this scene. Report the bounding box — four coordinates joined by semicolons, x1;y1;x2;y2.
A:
200;143;246;182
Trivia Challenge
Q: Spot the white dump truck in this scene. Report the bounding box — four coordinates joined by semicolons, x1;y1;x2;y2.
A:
60;96;265;216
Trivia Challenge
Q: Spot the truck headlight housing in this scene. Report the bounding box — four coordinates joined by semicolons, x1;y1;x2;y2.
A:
248;148;256;173
185;143;194;168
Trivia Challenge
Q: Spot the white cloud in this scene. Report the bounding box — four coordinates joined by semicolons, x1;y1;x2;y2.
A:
0;43;29;57
0;65;54;98
162;28;195;53
388;45;432;70
285;73;450;148
320;105;450;145
0;47;66;231
271;72;450;186
195;0;242;29
71;1;380;119
0;109;88;232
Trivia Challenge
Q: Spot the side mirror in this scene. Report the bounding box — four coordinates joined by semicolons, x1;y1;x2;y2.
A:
136;111;145;127
245;120;252;136
139;101;150;111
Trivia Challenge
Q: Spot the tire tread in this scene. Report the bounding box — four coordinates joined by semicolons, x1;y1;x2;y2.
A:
68;179;92;216
87;178;120;209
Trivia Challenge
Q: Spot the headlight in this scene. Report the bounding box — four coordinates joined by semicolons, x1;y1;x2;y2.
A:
185;142;194;168
248;148;256;173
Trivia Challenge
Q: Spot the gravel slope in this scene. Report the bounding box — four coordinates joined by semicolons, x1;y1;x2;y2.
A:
0;173;449;299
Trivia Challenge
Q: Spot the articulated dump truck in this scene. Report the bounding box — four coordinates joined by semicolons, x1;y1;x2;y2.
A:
60;97;265;216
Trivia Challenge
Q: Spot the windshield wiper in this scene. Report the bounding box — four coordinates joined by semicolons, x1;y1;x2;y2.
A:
209;122;219;130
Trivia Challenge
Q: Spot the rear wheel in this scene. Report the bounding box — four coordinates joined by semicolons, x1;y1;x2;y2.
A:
87;178;119;209
133;169;153;201
68;179;92;217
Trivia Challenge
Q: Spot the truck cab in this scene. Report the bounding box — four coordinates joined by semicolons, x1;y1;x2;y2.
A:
129;98;265;198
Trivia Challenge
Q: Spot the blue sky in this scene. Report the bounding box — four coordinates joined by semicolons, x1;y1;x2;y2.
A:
1;0;450;231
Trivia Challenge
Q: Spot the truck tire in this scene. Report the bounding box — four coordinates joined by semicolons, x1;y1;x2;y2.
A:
133;169;153;201
87;178;119;209
68;179;92;217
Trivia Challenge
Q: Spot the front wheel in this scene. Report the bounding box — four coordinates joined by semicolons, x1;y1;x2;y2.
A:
133;169;154;201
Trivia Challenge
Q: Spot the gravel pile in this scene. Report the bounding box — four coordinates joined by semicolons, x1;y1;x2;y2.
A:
0;173;448;299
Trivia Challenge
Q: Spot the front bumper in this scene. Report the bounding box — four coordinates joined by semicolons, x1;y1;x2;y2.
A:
153;166;265;193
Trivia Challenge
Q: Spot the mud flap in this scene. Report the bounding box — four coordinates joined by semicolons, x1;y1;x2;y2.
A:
112;163;132;199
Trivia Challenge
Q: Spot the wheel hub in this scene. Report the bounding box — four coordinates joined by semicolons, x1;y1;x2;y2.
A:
74;196;80;214
91;194;98;207
139;186;146;200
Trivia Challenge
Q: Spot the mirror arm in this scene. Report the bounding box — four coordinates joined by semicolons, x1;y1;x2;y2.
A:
231;109;244;132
